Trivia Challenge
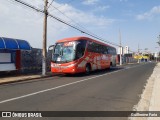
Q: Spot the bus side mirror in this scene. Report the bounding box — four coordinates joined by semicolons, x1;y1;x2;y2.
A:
48;45;55;51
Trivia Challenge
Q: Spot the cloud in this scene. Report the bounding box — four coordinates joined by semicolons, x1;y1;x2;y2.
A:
93;5;110;12
0;0;114;48
119;0;128;2
82;0;99;5
136;6;160;20
49;2;114;26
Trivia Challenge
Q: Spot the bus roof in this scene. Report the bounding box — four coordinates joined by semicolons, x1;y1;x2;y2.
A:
56;36;115;49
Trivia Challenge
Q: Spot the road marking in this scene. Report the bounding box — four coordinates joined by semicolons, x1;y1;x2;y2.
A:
0;63;146;104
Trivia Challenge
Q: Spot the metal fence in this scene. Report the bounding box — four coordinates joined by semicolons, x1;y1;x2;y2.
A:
20;48;51;73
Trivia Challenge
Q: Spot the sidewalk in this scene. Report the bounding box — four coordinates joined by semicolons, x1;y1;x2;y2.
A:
129;62;160;120
0;72;55;85
148;62;160;119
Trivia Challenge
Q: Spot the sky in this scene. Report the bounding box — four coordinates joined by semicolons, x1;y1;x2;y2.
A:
0;0;160;53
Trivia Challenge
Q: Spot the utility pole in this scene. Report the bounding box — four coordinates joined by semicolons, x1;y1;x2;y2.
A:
157;34;160;46
138;44;140;63
157;34;160;62
42;0;48;76
119;29;122;65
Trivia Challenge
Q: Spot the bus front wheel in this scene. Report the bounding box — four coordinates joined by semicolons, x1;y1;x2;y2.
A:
85;64;91;74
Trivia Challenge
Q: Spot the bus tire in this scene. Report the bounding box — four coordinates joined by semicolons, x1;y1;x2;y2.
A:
110;62;112;67
109;62;112;69
85;64;91;74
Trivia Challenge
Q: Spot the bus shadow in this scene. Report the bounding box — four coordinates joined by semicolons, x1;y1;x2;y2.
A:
64;67;124;77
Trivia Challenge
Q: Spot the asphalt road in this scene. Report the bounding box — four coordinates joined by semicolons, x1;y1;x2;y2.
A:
0;62;156;120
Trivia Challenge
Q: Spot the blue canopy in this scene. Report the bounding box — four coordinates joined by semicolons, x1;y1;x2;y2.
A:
0;37;31;50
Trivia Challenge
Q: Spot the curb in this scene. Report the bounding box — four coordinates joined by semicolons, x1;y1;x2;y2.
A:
0;73;62;85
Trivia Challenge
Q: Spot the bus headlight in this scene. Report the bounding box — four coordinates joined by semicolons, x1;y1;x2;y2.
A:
51;63;55;67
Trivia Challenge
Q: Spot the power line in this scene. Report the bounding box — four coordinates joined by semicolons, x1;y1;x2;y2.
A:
13;0;43;12
47;0;54;9
12;0;119;47
49;5;100;41
49;4;120;47
49;0;75;11
49;5;85;30
49;13;118;46
11;0;136;53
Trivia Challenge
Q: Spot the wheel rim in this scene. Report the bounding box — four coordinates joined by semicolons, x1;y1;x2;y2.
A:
86;65;90;74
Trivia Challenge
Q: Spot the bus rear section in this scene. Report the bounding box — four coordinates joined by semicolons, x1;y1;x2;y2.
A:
50;37;117;74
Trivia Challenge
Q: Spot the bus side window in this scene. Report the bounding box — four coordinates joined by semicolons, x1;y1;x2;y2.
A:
76;40;86;59
87;41;93;52
104;46;108;54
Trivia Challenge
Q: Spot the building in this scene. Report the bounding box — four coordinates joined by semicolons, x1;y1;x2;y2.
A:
0;37;31;72
117;47;124;55
124;46;129;54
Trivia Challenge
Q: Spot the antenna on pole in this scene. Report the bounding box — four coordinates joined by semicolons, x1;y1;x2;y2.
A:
138;43;140;63
119;29;122;65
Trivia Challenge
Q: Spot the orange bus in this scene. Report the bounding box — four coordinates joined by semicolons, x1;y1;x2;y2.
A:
51;36;117;74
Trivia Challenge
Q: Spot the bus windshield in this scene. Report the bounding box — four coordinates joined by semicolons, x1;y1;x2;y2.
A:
52;41;76;63
52;40;87;63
